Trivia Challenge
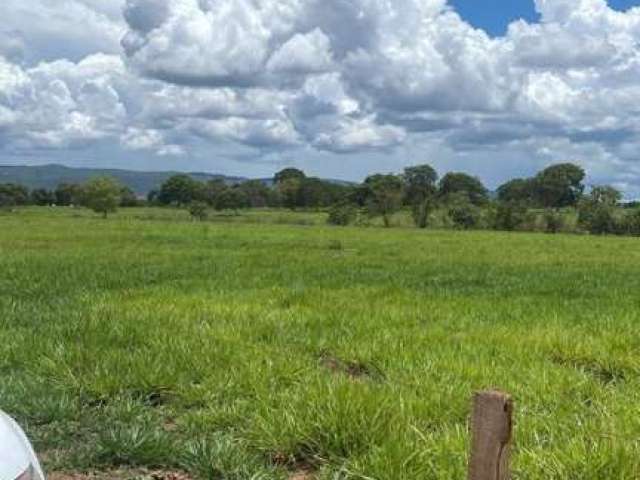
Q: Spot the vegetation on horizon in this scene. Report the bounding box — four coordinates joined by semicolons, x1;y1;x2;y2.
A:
2;162;640;237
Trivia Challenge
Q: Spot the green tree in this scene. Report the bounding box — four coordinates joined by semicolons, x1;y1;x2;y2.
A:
274;168;306;210
493;201;528;231
0;183;30;207
447;192;481;229
497;178;535;204
55;183;84;206
203;179;227;206
159;175;204;206
274;168;306;185
30;188;55;206
578;185;622;234
403;164;438;228
238;180;273;208
364;174;404;228
82;177;122;218
327;202;357;226
622;209;640;236
119;187;139;207
214;187;249;213
534;163;585;208
188;201;208;221
544;209;565;234
439;172;489;206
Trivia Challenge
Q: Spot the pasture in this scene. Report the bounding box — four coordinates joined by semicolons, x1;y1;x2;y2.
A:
1;208;639;479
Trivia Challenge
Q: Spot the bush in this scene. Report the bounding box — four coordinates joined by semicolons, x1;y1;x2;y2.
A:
493;202;528;231
579;205;618;235
189;201;209;221
327;203;357;226
620;209;640;236
448;202;480;230
544;209;565;234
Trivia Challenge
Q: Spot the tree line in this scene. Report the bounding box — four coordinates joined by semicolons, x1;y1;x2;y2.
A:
0;179;137;218
2;162;639;235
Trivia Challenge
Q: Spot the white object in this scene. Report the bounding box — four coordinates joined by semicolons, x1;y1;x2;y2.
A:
0;411;45;480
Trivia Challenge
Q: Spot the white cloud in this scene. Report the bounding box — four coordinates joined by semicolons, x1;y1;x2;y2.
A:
0;0;126;63
1;0;640;194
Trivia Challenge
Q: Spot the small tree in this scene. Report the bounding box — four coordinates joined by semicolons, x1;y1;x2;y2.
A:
364;174;404;228
621;209;640;236
578;185;622;235
327;203;357;226
82;177;121;218
188;201;208;221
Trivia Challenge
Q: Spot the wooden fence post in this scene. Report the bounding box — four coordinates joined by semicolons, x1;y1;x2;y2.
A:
468;390;513;480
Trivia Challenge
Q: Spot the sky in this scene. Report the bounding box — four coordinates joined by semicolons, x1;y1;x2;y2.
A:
2;0;640;195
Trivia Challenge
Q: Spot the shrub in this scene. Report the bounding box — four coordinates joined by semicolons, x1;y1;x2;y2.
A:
544;209;565;234
189;201;209;221
620;209;640;236
493;202;528;231
448;202;480;230
580;206;618;235
327;203;357;226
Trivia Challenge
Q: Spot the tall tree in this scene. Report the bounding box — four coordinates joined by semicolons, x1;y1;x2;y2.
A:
274;168;306;210
403;164;438;228
497;178;535;204
274;168;306;185
364;174;404;228
439;172;489;206
534;163;585;208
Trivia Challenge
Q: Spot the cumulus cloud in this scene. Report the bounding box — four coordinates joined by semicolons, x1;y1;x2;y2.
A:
2;0;640;194
0;0;125;63
0;54;128;149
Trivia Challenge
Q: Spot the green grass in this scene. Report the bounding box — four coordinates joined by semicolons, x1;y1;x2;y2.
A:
1;207;639;479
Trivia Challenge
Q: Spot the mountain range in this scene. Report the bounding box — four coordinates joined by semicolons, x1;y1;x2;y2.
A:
0;164;248;196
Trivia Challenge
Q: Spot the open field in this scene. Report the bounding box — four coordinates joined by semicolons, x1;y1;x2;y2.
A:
1;208;640;479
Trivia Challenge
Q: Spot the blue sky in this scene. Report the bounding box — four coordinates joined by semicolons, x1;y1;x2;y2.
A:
451;0;640;35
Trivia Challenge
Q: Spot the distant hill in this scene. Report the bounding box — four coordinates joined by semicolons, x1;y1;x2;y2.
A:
0;164;247;196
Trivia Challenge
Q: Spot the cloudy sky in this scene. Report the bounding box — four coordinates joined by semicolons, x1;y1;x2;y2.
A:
1;0;640;194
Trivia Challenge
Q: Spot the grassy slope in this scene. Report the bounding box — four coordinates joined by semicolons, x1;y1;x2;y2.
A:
1;208;639;479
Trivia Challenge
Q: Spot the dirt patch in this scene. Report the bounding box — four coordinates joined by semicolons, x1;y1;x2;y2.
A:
288;470;316;480
47;469;192;480
320;352;384;381
272;452;318;480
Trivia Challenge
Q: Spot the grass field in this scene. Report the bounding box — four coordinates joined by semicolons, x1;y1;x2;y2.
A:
1;207;639;479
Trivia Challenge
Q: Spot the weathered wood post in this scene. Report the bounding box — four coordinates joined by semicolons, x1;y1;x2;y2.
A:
468;390;513;480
